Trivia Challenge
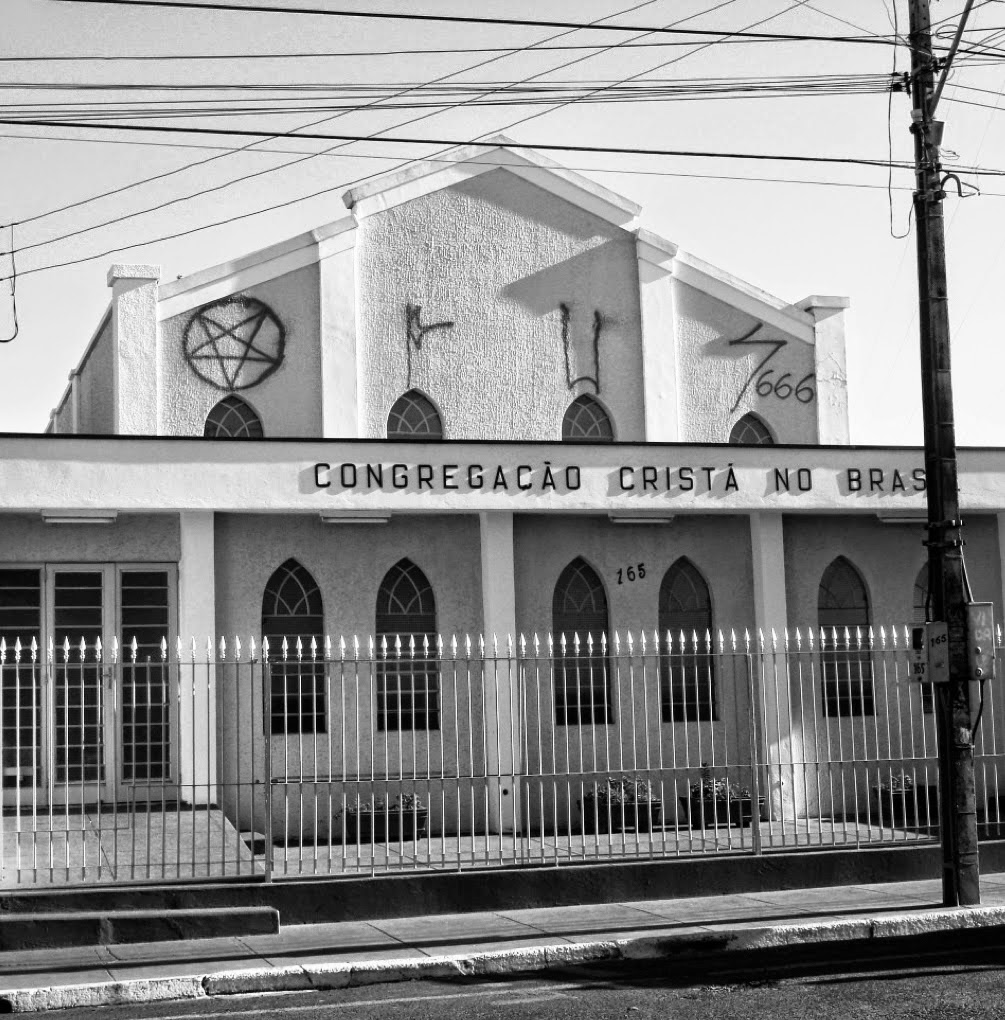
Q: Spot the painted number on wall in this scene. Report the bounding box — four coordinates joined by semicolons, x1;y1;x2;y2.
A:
728;325;816;413
617;563;646;585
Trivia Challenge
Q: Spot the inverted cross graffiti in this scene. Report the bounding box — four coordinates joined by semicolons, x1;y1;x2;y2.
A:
405;303;454;387
560;303;604;394
183;296;286;392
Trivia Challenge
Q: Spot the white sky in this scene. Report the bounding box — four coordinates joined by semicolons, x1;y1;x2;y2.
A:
1;0;1002;445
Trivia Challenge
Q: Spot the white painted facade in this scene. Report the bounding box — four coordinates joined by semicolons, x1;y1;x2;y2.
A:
6;139;1003;836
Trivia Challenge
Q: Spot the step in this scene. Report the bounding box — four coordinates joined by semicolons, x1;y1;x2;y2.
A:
0;906;279;951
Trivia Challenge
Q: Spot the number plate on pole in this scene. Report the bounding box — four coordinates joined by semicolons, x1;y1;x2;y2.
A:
910;621;949;683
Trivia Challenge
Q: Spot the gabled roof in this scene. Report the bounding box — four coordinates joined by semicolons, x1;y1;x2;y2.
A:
341;134;641;229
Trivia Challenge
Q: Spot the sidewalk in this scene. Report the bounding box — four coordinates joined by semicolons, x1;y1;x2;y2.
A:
5;874;1005;1013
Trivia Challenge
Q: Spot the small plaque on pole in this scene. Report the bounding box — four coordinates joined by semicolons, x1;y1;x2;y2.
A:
966;602;996;680
910;621;949;684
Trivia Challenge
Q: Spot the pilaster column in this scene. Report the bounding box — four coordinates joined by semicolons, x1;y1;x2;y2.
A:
177;511;217;806
107;264;160;435
750;512;805;820
479;511;521;833
636;229;680;441
318;222;360;436
797;295;851;445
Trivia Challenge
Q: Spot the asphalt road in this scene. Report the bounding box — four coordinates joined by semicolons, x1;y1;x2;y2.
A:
30;933;1005;1020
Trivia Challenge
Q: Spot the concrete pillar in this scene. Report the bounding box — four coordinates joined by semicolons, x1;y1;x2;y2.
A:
749;512;805;820
107;264;160;435
797;295;851;445
69;371;80;434
318;222;360;437
479;511;521;834
177;511;217;806
636;229;680;442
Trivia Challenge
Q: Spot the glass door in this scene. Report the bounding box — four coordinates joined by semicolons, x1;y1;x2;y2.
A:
47;567;116;805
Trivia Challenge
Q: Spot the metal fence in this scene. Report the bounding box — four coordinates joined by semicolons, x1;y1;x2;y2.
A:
2;628;1004;886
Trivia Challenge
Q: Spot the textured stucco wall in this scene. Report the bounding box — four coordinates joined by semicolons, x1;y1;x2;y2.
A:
158;264;323;437
0;513;180;562
356;168;645;441
76;317;115;435
674;280;817;445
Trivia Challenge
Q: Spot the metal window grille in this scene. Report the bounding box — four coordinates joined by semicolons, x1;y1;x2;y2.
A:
659;558;717;722
120;570;171;781
819;557;874;717
729;412;774;445
203;395;264;438
375;559;439;731
386;391;443;440
262;559;325;735
552;557;611;724
0;568;42;790
562;395;614;442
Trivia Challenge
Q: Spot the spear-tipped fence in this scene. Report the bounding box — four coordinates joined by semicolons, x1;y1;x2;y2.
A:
1;626;1003;886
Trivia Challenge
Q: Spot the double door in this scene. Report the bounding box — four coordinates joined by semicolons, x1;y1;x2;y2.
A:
0;564;175;807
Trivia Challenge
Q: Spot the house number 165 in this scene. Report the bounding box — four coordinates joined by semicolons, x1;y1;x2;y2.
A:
616;563;646;585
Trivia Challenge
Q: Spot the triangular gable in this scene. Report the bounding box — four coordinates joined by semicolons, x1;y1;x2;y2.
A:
341;134;641;229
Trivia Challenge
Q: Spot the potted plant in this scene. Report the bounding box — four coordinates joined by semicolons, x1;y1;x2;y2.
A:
341;793;429;843
687;764;756;828
870;771;939;830
580;775;663;834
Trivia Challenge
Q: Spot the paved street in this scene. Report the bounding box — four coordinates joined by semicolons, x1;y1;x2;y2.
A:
29;930;1005;1019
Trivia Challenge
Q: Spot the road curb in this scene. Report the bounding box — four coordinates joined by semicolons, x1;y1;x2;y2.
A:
4;905;1005;1013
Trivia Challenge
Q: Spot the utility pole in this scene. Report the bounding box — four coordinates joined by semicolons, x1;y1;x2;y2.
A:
908;0;980;907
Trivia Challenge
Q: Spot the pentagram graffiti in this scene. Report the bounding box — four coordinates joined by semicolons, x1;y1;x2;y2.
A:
182;295;286;392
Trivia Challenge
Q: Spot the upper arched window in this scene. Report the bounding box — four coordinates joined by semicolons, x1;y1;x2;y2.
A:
659;558;716;722
729;412;774;445
552;557;611;725
387;391;443;440
204;395;264;438
261;559;325;734
818;556;873;717
375;559;439;731
562;395;614;443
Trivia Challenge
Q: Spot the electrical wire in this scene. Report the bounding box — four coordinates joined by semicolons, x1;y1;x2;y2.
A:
50;0;900;47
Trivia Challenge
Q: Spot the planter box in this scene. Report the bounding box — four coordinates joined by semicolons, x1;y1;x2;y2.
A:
341;809;429;844
869;785;939;829
686;796;757;829
580;800;663;835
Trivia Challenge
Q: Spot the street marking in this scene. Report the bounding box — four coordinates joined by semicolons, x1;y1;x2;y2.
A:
145;982;560;1018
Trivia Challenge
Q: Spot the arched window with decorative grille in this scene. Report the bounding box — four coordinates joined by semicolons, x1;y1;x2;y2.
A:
562;395;614;443
204;395;264;438
659;558;716;722
729;412;774;445
387;391;443;441
375;559;439;731
818;556;873;717
552;557;611;725
261;559;325;735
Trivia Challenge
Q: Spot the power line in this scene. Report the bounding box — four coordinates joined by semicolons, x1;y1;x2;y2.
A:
50;0;899;47
0;118;918;171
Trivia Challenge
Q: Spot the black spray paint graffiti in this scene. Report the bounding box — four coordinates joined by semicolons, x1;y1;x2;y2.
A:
405;303;454;388
561;303;604;394
728;323;815;414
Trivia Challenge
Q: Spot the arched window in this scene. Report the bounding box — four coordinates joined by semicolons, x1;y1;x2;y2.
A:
912;564;935;714
375;559;439;731
562;395;614;443
729;412;774;445
204;395;264;438
659;559;716;722
818;557;873;717
552;558;611;725
262;559;325;735
387;391;443;440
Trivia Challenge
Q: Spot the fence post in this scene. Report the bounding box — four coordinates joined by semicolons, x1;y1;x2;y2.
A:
263;656;274;884
744;635;762;855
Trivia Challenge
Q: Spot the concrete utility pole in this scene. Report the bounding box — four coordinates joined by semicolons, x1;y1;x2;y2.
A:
907;0;980;907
